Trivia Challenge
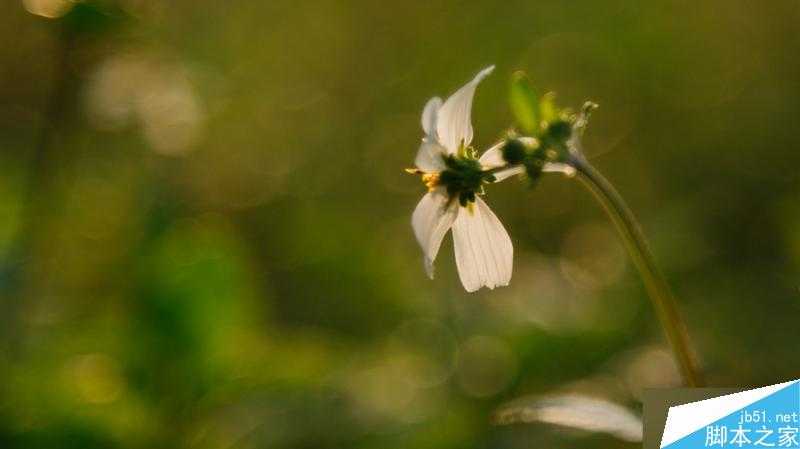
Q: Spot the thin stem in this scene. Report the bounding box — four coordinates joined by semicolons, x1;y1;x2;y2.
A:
569;154;704;387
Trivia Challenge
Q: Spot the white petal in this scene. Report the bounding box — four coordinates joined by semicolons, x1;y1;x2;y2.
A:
478;141;505;168
492;166;526;182
414;141;447;172
421;97;442;137
411;187;458;279
488;162;572;182
542;162;576;176
437;66;495;153
451;196;513;292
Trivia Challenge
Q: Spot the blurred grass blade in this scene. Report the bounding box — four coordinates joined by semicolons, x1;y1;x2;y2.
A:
493;394;643;443
509;71;540;134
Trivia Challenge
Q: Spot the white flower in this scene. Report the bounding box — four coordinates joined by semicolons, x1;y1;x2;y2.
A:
410;66;515;292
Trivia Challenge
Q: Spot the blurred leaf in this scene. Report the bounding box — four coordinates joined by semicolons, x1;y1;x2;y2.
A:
61;2;127;37
494;394;643;443
509;71;540;134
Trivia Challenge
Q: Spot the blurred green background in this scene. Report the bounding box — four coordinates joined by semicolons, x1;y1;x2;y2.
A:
2;0;800;447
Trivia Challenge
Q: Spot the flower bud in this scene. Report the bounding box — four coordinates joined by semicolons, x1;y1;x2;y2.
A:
501;139;527;165
547;120;572;142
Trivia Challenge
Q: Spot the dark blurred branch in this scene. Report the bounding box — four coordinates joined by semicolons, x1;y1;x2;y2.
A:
0;21;78;345
24;24;75;237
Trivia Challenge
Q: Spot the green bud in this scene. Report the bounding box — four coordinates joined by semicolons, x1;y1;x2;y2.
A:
501;139;527;165
547;120;572;142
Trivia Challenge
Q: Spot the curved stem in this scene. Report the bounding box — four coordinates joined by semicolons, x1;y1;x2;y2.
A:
569;155;704;387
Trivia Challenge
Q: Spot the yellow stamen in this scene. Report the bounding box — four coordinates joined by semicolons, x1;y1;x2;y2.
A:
422;173;440;191
405;168;440;192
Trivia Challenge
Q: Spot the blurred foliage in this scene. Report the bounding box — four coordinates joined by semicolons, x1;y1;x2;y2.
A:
2;0;800;448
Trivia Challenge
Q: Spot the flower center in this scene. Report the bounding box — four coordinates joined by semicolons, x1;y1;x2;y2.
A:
407;154;495;207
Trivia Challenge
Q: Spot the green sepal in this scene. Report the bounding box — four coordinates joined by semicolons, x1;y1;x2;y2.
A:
458;190;476;207
522;152;546;188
